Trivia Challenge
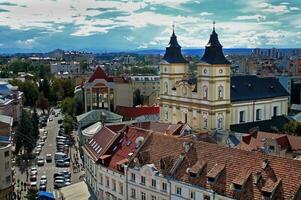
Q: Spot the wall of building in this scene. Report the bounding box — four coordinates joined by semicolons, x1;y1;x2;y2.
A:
114;83;133;109
0;142;13;200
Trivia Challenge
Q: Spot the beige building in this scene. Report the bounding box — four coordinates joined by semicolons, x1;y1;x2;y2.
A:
0;141;13;200
130;76;160;105
159;27;288;132
81;67;133;112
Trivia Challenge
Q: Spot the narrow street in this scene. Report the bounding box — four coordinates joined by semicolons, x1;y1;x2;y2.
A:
14;109;84;199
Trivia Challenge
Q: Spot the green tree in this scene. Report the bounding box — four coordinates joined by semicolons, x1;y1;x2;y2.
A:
42;78;50;98
80;61;88;73
25;188;38;200
133;89;144;106
36;94;49;114
283;121;301;136
32;108;39;138
63;114;74;137
61;97;75;116
22;81;39;106
61;78;75;98
15;110;35;155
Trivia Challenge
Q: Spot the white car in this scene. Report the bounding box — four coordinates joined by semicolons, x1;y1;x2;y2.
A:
37;157;45;166
35;149;41;155
30;181;37;189
39;141;45;146
43;130;48;135
49;117;53;122
30;167;38;175
40;175;47;184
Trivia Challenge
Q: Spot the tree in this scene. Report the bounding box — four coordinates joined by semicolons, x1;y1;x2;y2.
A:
283;121;301;136
61;97;75;116
31;109;39;138
25;188;38;200
22;81;39;106
63;114;74;137
42;78;50;98
36;94;49;114
80;61;88;73
133;89;143;106
61;78;75;98
15;110;35;155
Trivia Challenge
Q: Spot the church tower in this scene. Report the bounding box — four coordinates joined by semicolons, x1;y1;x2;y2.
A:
197;22;231;131
159;27;189;123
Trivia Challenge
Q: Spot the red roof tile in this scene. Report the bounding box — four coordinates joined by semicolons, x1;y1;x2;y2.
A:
88;67;110;83
134;133;301;200
116;106;159;119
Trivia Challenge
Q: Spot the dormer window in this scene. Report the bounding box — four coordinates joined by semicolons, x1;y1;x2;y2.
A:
206;164;224;184
207;177;216;184
232;171;250;192
189;161;206;178
233;183;242;191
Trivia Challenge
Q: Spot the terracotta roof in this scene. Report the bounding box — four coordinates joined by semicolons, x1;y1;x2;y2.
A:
207;163;225;179
133;121;187;136
88;67;110;83
237;131;301;152
133;133;301;200
82;126;118;162
116;106;159;119
102;126;151;173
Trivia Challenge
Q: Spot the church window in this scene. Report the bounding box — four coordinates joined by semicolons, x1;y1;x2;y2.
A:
203;85;208;99
217;114;224;130
218;85;223;100
164;82;168;94
256;109;262;121
239;111;246;123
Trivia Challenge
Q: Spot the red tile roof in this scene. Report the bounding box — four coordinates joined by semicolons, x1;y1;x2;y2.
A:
116;106;159;119
88;67;110;83
237;131;301;152
133;121;187;136
82;126;118;162
134;133;301;200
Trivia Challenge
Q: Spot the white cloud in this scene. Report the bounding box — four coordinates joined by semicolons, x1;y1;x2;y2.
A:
280;2;290;5
290;7;300;11
235;15;266;21
16;37;39;49
200;12;213;16
125;36;134;41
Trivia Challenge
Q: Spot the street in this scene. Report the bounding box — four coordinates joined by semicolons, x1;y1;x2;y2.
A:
14;109;84;199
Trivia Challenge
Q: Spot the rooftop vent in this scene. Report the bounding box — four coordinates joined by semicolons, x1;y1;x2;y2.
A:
253;172;262;185
262;159;269;170
135;136;144;149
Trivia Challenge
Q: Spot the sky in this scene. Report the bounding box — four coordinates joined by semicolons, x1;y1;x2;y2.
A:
0;0;300;53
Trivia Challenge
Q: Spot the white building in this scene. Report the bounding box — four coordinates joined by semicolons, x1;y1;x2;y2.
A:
50;61;81;75
0;140;13;200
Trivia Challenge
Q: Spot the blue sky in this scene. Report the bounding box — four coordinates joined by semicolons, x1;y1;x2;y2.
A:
0;0;300;53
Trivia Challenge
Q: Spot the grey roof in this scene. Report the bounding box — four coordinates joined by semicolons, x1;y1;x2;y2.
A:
0;82;13;96
231;75;289;102
0;114;13;125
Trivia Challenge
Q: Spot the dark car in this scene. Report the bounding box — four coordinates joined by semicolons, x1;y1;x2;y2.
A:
58;119;63;124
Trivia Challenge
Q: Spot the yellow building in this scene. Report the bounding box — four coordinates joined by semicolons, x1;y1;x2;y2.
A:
159;26;288;132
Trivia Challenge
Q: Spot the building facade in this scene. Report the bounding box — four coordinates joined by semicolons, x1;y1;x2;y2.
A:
0;141;13;200
159;27;288;132
50;61;81;75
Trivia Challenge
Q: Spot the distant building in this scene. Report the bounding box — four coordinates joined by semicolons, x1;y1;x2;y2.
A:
50;61;81;75
277;75;301;105
130;75;160;105
0;82;23;123
159;27;289;132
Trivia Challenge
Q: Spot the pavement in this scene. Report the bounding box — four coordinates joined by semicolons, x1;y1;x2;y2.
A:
14;108;84;199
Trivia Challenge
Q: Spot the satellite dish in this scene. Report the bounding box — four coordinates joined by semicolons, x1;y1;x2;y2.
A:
135;136;144;149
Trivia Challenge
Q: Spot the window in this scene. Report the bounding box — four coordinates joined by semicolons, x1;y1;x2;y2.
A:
151;195;156;200
151;179;156;188
239;111;246;123
273;106;278;117
141;176;145;185
100;174;103;185
217;115;224;130
5;175;10;184
190;190;196;200
164;110;168;121
131;188;136;199
184;113;188;123
112;180;116;191
106;177;109;188
256;109;262;121
203;85;208;99
162;182;167;192
119;183;123;195
203;115;208;129
176;186;182;195
4;161;9;170
203;194;211;200
4;151;9;157
131;173;136;182
164;82;168;94
182;86;187;96
218;85;223;99
141;192;146;200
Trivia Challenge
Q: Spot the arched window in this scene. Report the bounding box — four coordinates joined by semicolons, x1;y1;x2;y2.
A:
218;85;224;100
164;82;168;94
217;114;224;130
256;109;262;121
203;112;208;129
182;86;187;96
203;85;208;99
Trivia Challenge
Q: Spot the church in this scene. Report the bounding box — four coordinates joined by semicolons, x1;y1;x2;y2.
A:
159;24;289;132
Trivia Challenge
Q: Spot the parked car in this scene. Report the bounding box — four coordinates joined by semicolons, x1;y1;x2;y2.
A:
40;175;47;184
49;117;53;121
46;154;52;162
55;160;65;167
37;157;45;166
54;179;65;189
30;175;37;182
30;167;38;175
30;181;37;189
58;119;63;124
39;184;46;191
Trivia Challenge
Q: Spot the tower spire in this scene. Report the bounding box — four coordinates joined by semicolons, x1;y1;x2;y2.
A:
172;23;175;35
213;20;215;32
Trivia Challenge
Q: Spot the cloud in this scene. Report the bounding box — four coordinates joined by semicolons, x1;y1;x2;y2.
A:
290;7;300;11
200;12;213;16
16;37;39;49
235;15;266;22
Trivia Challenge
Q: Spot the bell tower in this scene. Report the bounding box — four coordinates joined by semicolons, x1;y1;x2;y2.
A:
159;26;189;123
197;22;231;131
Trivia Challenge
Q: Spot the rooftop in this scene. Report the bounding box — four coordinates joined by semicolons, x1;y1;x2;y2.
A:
116;106;160;119
133;133;301;199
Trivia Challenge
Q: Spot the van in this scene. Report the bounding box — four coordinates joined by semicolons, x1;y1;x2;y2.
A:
54;152;67;161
